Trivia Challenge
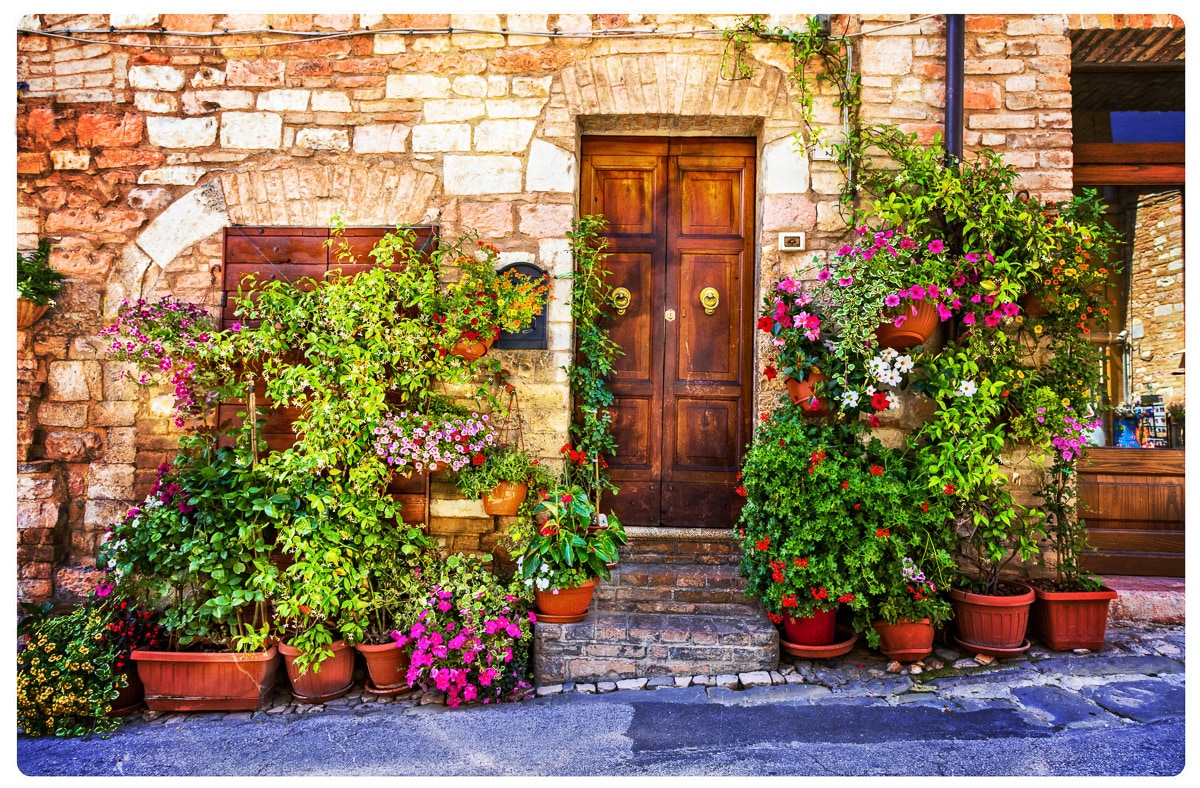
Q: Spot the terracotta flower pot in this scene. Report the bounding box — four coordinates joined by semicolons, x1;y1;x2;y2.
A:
355;641;411;691
482;481;529;516
109;668;145;716
534;578;598;623
130;646;281;712
784;369;830;415
17;297;49;329
782;606;838;646
450;333;496;362
875;299;939;350
1031;585;1119;651
871;617;935;662
277;639;355;703
949;582;1034;651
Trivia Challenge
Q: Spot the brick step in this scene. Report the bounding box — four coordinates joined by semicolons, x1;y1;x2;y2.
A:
593;561;754;613
617;528;743;566
533;609;778;684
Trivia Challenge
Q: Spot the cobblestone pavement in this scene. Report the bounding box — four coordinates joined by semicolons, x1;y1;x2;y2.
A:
93;623;1189;722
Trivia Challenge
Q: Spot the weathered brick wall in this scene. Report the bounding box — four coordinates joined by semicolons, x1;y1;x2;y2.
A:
15;13;1110;601
1128;190;1185;406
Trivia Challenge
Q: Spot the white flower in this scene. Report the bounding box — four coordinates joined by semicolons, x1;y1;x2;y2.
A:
883;370;903;387
535;576;550;591
894;354;914;373
840;389;860;408
888;395;901;410
865;385;877;396
955;379;978;398
879;347;899;362
867;358;889;377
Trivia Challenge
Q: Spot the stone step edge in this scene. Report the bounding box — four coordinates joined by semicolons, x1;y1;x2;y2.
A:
624;526;736;542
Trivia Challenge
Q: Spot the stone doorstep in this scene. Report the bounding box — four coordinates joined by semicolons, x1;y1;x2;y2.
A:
1102;575;1185;626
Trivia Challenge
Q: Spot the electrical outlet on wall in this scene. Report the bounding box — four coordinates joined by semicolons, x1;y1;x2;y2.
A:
778;232;806;251
810;145;837;161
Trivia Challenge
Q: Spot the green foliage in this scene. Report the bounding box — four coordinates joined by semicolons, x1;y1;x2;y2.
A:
1035;464;1104;592
562;215;623;497
17;238;65;306
98;432;285;651
736;412;956;644
454;442;554;501
515;482;627;588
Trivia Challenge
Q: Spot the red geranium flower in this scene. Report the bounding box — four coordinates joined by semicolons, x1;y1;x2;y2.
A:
560;443;571;454
837;593;855;604
943;483;957;495
841;480;849;489
472;452;486;466
869;465;883;475
763;365;778;381
781;593;798;608
811;587;829;601
760;413;770;422
793;557;808;568
920;501;929;513
735;485;747;497
766;611;783;624
755;536;770;552
875;528;890;538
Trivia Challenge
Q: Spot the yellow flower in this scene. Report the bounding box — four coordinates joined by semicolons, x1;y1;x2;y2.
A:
1062;398;1071;407
1033;324;1044;335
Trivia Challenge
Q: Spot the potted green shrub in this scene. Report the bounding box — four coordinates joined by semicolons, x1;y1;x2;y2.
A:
1028;449;1118;651
17;238;65;328
455;442;554;516
98;435;286;711
514;480;626;623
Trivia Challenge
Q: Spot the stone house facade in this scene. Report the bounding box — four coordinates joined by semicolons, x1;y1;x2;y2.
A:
15;13;1184;617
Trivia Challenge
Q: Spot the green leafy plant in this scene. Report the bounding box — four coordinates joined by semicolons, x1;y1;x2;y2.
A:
17;238;65;306
562;215;623;497
1032;458;1105;593
98;432;285;652
454;442;553;502
515;481;626;589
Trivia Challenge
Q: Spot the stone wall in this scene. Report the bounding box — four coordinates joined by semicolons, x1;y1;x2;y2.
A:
1127;190;1185;406
15;12;1100;601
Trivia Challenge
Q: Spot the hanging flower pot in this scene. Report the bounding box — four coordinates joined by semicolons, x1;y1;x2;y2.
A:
784;369;830;415
482;481;529;516
875;299;939;350
355;641;411;693
781;606;838;646
17;297;50;329
277;639;356;703
450;332;497;361
949;582;1034;654
534;578;598;623
871;618;935;662
1030;584;1118;651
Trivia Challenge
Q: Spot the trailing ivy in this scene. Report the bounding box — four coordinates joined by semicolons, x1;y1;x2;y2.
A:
562;215;623;497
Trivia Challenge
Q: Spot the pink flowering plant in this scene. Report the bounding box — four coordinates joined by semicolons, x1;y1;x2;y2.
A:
394;553;535;707
99;296;237;427
372;409;495;474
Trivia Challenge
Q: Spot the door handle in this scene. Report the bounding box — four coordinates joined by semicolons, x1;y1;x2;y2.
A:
700;287;720;315
665;309;676;322
612;287;631;315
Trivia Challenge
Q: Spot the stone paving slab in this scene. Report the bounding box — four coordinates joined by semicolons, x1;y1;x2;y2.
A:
706;684;832;706
1010;685;1124;728
1080;680;1187;724
1029;655;1184;678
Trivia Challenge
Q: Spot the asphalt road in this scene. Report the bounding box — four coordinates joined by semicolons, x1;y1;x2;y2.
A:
16;690;1185;777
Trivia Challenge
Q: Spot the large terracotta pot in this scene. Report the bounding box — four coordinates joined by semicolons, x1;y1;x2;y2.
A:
784;369;830;415
355;641;411;691
451;333;496;361
130;646;281;712
277;639;355;703
782;607;838;646
17;298;50;329
871;618;935;662
1031;585;1119;651
875;299;939;350
534;578;598;623
482;481;529;516
949;582;1034;650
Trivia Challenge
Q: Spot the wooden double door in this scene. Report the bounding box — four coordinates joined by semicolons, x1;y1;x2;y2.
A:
581;136;756;527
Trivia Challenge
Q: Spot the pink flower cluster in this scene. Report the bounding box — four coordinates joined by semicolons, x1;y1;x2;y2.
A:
100;297;218;427
1050;410;1101;463
397;586;534;708
372;412;494;473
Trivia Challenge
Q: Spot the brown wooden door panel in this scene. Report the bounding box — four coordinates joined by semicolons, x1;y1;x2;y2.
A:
1078;480;1186;523
1086;529;1185;553
582;135;754;527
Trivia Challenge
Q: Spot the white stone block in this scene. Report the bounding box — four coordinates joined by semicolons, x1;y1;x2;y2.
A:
763;136;809;194
538;238;573;274
486;76;508;97
429;497;488;518
452;76;488;98
512;77;552;98
445;155;524;195
485;98;548;118
474;119;536;152
111;13;159;28
386;74;452;99
191;68;226;88
353;124;409;154
147;116;218;148
219;112;282;149
182;90;254;115
134;92;178;113
129;65;185;92
526;139;575;193
50;150;90;170
296;128;350;151
411;124;472;152
136;181;230;269
423;99;486;123
311;91;352;112
257;89;310;112
374;34;407;55
138;166;206;186
507;14;550;46
451;14;505;49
